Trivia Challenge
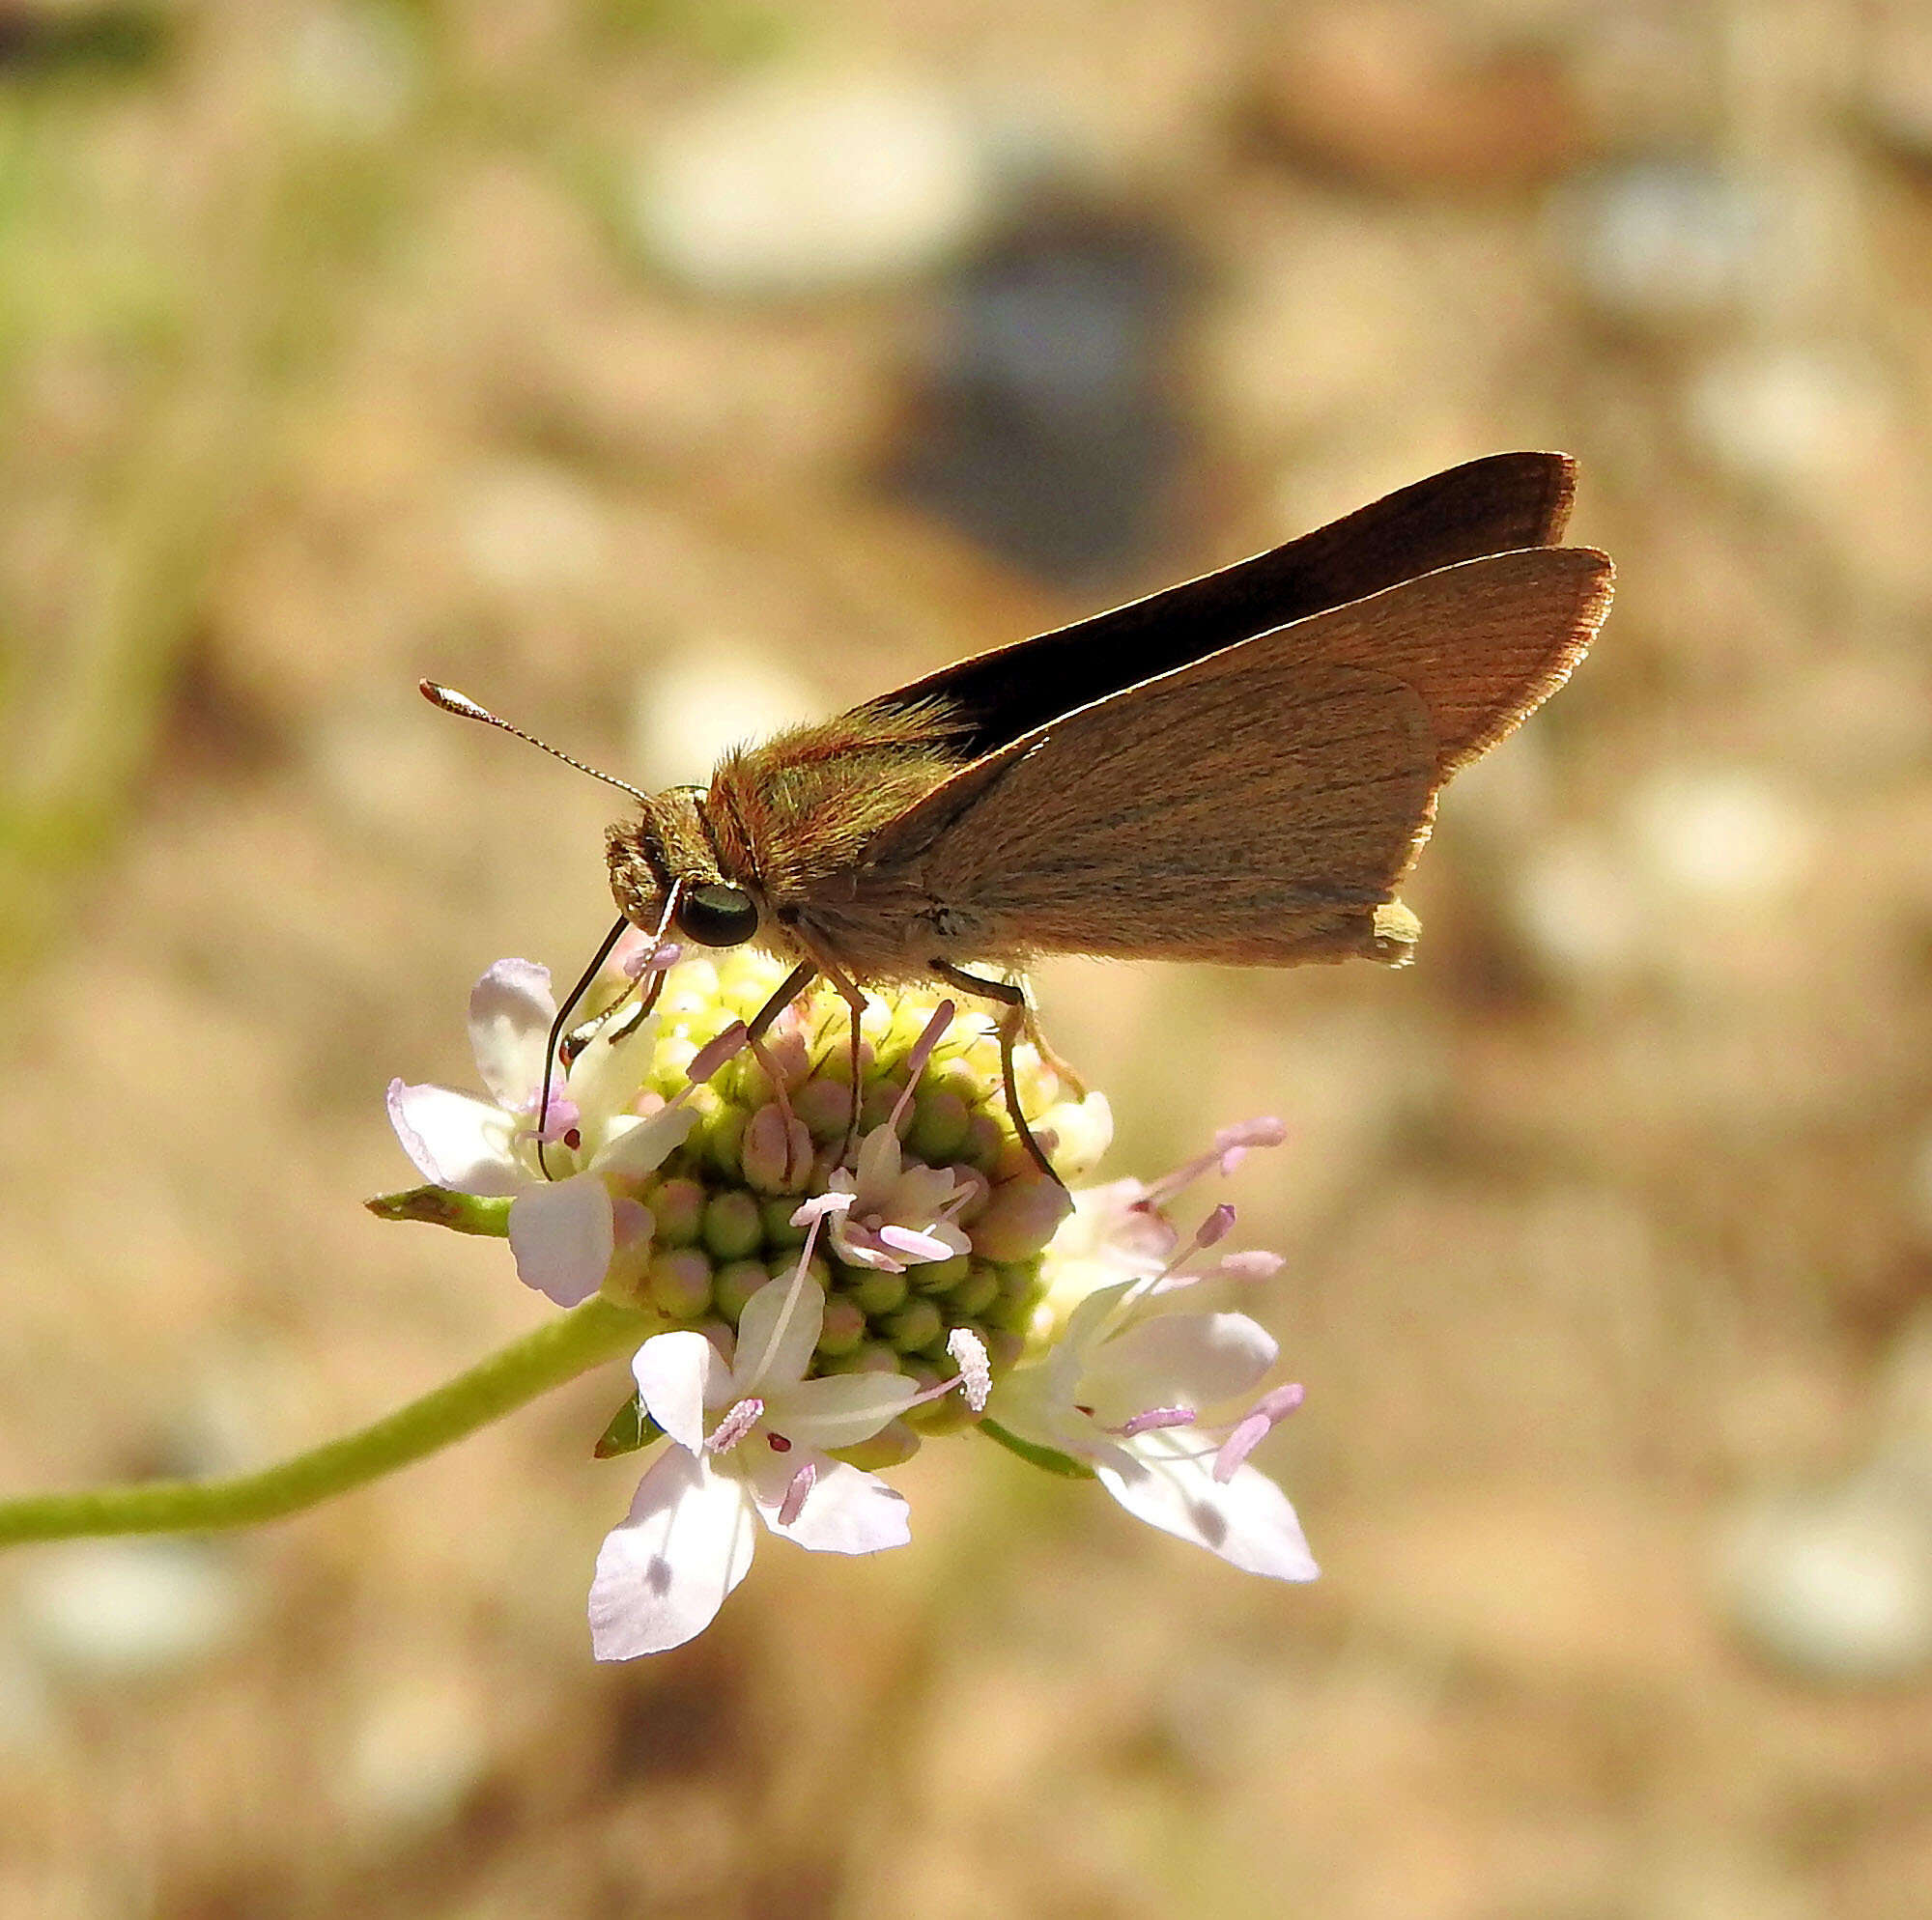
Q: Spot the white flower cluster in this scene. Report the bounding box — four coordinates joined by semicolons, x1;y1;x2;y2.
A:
385;956;1316;1656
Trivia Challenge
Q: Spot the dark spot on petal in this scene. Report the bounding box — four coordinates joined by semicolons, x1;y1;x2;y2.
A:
1187;1500;1230;1550
768;1432;792;1453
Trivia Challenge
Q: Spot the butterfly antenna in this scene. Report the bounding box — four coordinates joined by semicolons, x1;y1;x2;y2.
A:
419;680;652;805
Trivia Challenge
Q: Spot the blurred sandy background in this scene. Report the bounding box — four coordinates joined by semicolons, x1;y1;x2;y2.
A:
4;1;1932;1914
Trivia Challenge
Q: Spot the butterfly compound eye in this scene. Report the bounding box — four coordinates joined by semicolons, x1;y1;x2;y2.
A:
675;882;759;948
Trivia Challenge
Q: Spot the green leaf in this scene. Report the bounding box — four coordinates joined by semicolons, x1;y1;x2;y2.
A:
593;1394;664;1459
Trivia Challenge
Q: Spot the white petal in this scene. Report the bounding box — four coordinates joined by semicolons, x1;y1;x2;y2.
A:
1094;1426;1319;1581
773;1371;923;1451
588;1448;757;1658
506;1175;613;1306
385;1080;523;1195
591;1105;698;1183
1081;1313;1278;1426
569;1008;664;1129
982;1363;1096;1462
467;960;555;1106
631;1332;724;1452
746;1451;912;1555
732;1275;824;1395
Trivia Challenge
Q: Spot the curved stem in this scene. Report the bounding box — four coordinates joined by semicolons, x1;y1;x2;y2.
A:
0;1295;653;1547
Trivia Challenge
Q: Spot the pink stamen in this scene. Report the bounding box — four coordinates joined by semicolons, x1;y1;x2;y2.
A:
890;999;956;1133
687;1022;750;1087
878;1223;953;1263
777;1457;815;1527
523;1094;581;1145
625;939;684;979
707;1397;764;1454
1208;1250;1285;1283
1195;1203;1236;1249
1114;1405;1197;1438
1212;1382;1305;1482
1140;1116;1287;1207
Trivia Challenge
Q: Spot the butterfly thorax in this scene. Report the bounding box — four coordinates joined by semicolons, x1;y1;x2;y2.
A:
605;704;973;975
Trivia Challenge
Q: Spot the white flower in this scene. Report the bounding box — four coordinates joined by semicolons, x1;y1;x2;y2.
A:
1032;1116;1288;1328
386;959;697;1307
588;1204;969;1659
988;1270;1316;1581
826;1120;974;1271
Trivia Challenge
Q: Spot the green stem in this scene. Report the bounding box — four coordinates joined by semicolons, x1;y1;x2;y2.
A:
0;1296;653;1547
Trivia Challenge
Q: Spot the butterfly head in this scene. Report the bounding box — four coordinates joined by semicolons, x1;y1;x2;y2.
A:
606;787;763;953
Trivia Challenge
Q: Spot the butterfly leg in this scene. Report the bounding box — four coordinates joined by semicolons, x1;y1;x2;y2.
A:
806;954;877;1169
741;961;817;1186
930;962;1063;1187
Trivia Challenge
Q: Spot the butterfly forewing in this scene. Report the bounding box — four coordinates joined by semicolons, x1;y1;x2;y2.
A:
859;450;1579;759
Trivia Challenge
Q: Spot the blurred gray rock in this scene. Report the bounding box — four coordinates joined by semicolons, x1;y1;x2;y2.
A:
1562;162;1767;327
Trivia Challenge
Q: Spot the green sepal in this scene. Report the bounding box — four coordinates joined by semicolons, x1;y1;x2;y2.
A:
365;1187;513;1236
979;1418;1096;1481
593;1393;665;1459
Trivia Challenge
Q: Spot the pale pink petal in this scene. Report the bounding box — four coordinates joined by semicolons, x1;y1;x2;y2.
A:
588;1449;757;1658
467;960;554;1106
852;1123;901;1200
732;1275;824;1395
775;1370;924;1451
506;1174;613;1306
385;1079;522;1194
1094;1426;1318;1581
745;1450;912;1555
631;1331;724;1452
1080;1313;1278;1426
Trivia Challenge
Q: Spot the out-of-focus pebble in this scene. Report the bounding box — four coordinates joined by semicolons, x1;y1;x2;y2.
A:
14;1540;254;1679
1562;163;1767;327
337;1671;493;1837
1256;3;1594;191
285;3;420;139
1716;1476;1932;1682
455;462;610;595
1511;835;1647;984
1627;768;1815;904
633;70;991;296
1684;346;1897;495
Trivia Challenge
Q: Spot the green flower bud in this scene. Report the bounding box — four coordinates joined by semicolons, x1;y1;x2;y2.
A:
908;1252;970;1296
645;1247;713;1320
700;1190;763;1261
814;1294;867;1357
713;1257;769;1323
883;1298;944;1356
851;1267;908;1318
649;1176;707;1247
